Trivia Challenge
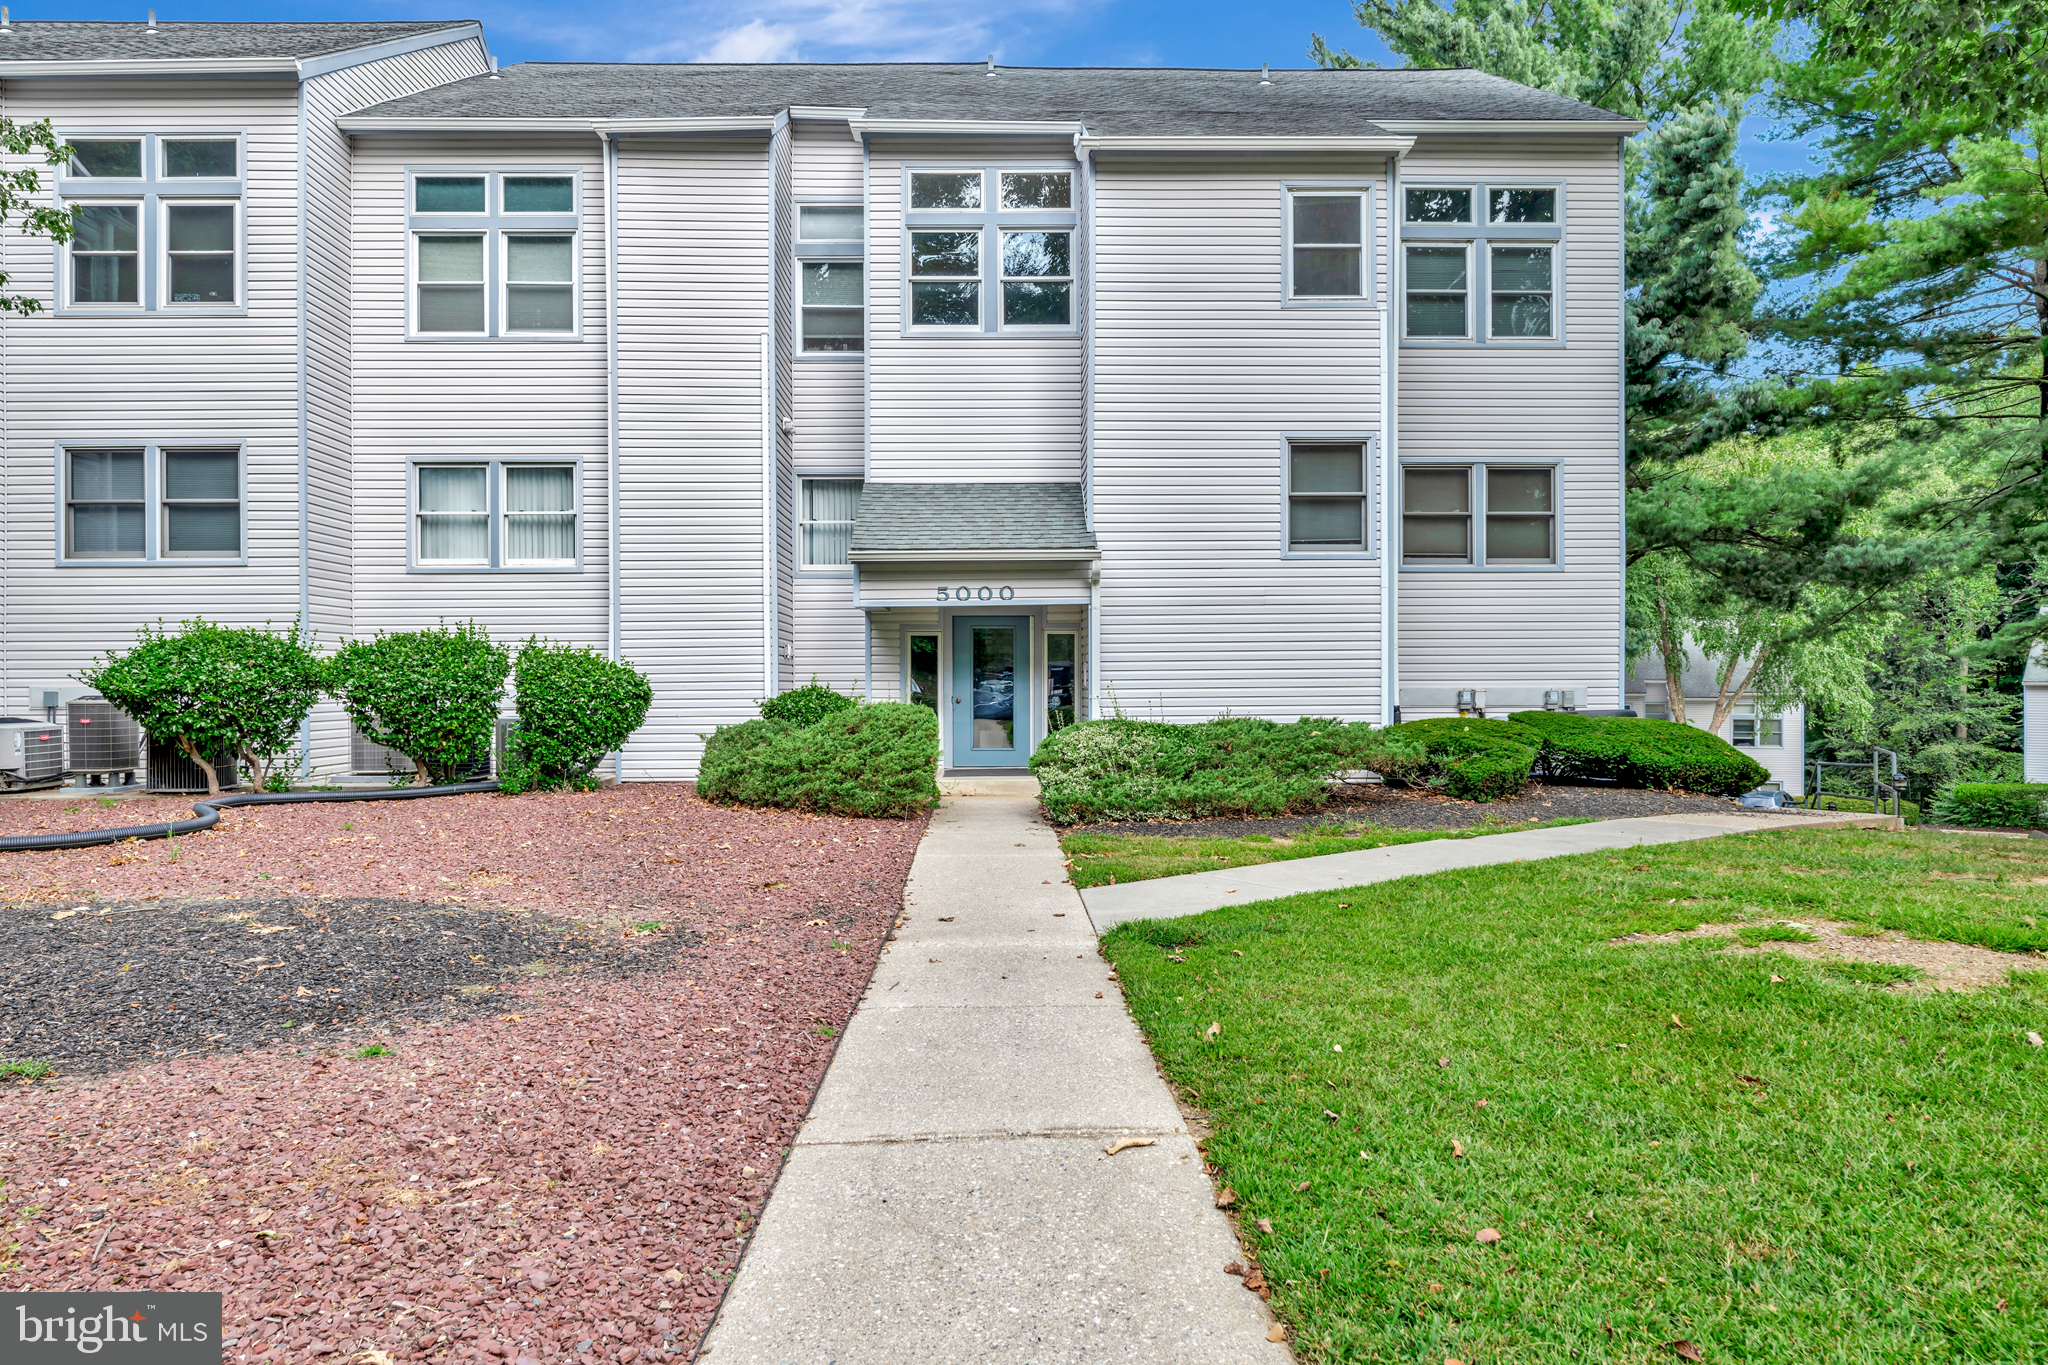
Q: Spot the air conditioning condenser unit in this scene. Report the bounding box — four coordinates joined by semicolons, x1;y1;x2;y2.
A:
0;717;67;790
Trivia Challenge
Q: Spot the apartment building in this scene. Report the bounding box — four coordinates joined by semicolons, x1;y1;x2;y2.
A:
0;20;1640;779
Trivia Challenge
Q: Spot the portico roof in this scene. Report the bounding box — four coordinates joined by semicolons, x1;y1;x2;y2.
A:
849;482;1097;563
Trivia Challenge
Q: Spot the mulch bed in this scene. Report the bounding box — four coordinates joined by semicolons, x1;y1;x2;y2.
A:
1077;780;1805;840
0;784;928;1365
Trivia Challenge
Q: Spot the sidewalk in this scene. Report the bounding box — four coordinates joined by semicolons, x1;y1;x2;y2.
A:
1081;808;1896;931
698;795;1288;1364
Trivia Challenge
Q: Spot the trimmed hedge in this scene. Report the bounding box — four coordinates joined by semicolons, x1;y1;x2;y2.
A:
1032;716;1393;826
1376;718;1541;802
499;639;653;793
1929;783;2048;828
761;679;859;726
697;702;938;818
1507;710;1770;796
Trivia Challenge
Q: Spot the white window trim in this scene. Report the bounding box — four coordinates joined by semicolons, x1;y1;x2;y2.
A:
797;473;863;573
1400;240;1474;342
404;168;583;342
53;130;247;318
1044;628;1080;733
1399;179;1566;347
1399;458;1563;571
795;197;866;362
996;227;1075;332
903;627;942;712
1731;704;1786;748
52;439;248;566
899;162;1079;338
1283;182;1375;307
406;457;582;573
1281;433;1380;559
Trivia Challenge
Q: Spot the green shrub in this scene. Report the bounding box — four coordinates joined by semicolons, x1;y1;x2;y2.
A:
1031;716;1390;826
1929;782;2048;828
1507;710;1770;796
79;618;323;797
698;702;938;817
760;678;859;726
1375;718;1541;802
327;622;510;786
499;639;654;793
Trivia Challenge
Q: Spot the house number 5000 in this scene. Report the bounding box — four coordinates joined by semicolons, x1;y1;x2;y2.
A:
935;586;1015;602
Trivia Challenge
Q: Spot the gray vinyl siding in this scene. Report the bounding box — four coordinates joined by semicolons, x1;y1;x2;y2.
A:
1395;136;1623;712
0;76;303;711
792;576;866;695
614;135;773;778
1091;156;1386;723
347;132;610;658
773;119;796;693
865;136;1083;484
298;37;489;775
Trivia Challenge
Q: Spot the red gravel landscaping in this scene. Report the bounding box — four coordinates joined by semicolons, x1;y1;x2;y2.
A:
0;784;929;1364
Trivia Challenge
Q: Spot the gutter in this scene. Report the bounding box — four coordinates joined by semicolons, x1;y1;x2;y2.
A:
336;115;777;135
1370;119;1647;135
1079;135;1414;155
848;548;1101;564
852;117;1083;139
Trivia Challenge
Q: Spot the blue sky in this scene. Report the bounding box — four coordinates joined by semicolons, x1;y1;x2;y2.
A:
54;0;1814;177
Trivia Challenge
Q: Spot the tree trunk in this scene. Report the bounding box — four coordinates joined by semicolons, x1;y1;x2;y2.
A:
414;756;432;787
1956;655;1969;742
1708;640;1772;736
242;746;268;794
1652;582;1688;725
178;735;221;799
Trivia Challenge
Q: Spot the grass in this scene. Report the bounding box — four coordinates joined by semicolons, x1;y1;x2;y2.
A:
1101;827;2048;1363
1737;923;1819;946
1061;817;1594;889
0;1058;54;1081
353;1043;391;1058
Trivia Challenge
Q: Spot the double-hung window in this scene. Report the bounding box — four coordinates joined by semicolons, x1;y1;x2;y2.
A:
58;133;243;311
799;478;863;568
1731;705;1784;747
1286;442;1373;553
1401;463;1557;567
1286;187;1370;301
409;171;580;338
60;444;243;562
797;204;864;353
904;167;1077;333
413;461;578;569
1400;182;1562;343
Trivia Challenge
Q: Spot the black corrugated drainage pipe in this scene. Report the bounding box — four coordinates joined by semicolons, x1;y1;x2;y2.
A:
0;780;500;853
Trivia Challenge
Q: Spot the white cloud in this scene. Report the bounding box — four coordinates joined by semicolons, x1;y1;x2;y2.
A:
480;0;1093;66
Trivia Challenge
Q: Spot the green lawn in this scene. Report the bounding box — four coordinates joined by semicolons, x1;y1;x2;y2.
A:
1062;818;1592;889
1101;828;2048;1363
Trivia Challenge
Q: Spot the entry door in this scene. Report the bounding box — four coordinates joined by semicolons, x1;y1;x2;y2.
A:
950;616;1032;768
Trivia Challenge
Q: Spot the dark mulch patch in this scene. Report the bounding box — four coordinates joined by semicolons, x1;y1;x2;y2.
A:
1076;780;1801;840
0;896;698;1077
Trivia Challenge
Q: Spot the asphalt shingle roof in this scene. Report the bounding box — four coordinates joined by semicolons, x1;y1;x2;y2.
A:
0;20;473;63
350;62;1635;134
850;483;1096;554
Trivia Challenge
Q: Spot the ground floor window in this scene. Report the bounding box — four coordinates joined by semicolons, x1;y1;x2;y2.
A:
801;478;863;568
1046;632;1078;732
907;633;940;712
1732;704;1784;747
413;460;577;570
61;443;243;563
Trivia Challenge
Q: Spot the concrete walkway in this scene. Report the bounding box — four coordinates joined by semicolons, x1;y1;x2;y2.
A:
699;796;1288;1364
1081;808;1895;931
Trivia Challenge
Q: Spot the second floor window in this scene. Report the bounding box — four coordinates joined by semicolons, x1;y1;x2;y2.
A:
1287;443;1371;553
903;167;1077;333
409;170;580;339
1401;182;1563;343
1401;463;1558;567
1731;705;1785;747
59;133;243;311
1286;188;1368;301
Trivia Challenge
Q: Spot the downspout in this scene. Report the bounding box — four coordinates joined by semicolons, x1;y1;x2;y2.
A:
1616;134;1628;710
1082;137;1101;721
761;330;775;698
295;76;313;777
1381;153;1400;726
603;129;621;781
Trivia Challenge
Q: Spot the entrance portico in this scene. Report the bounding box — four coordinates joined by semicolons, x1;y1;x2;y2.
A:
849;483;1096;770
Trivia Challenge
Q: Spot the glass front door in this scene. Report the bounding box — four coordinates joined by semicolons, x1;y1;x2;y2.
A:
949;616;1031;768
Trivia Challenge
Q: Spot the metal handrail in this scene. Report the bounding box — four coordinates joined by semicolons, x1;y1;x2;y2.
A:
1809;748;1903;819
